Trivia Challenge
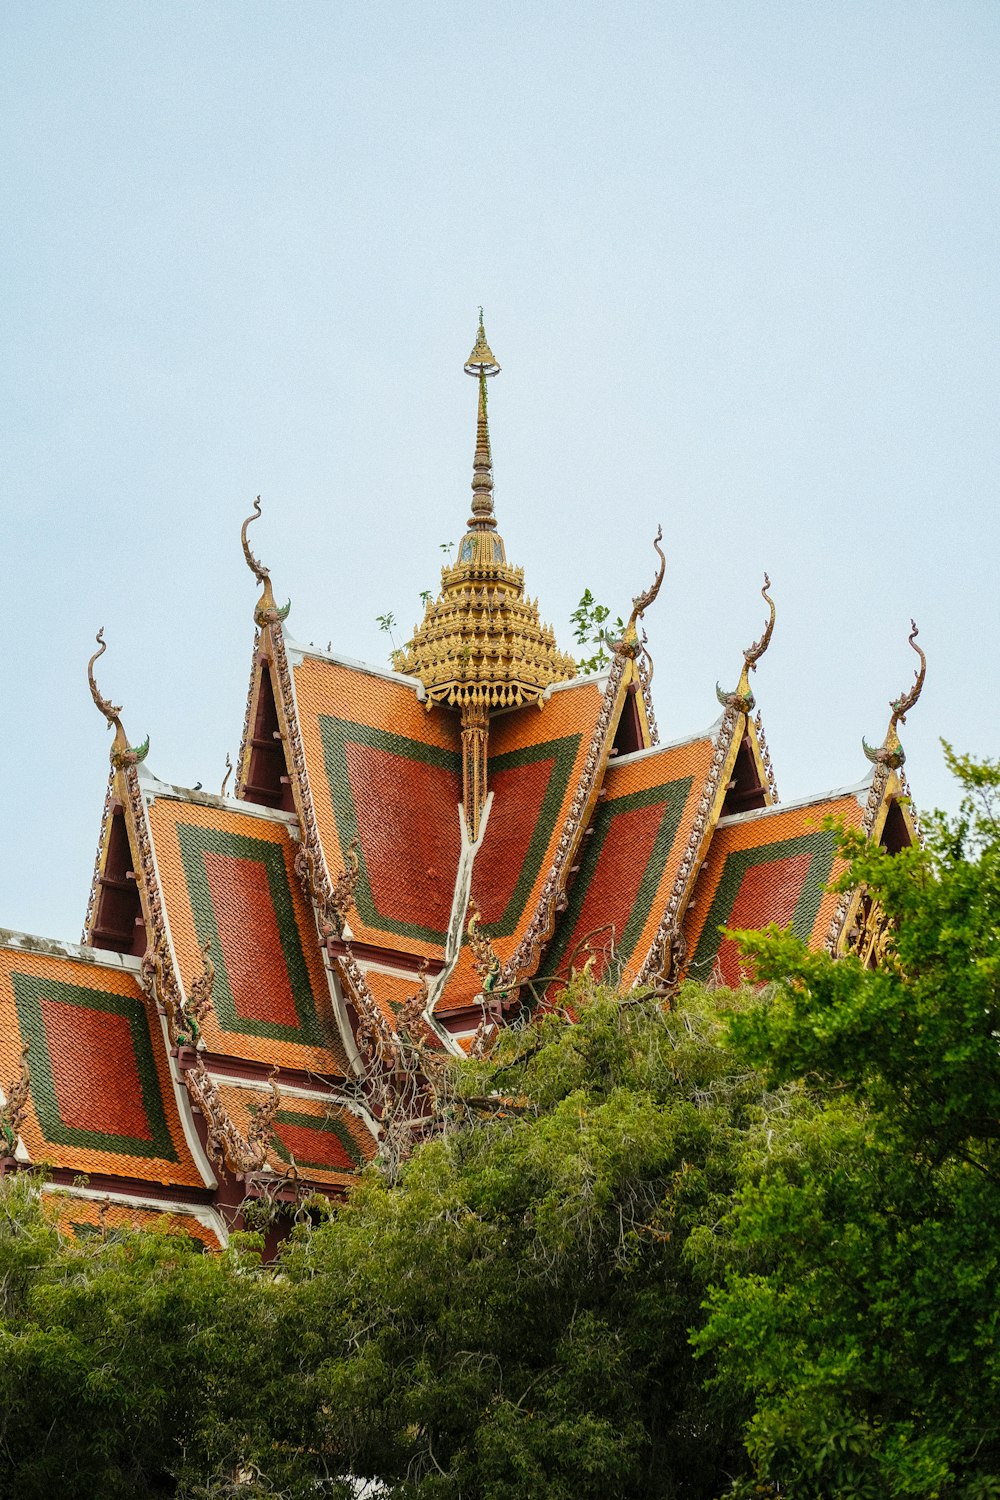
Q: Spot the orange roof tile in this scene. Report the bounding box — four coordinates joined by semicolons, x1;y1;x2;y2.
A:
543;733;718;991
681;789;868;986
146;794;350;1078
0;938;206;1188
436;676;612;1013
361;967;424;1031
292;654;464;958
44;1190;224;1250
207;1077;375;1189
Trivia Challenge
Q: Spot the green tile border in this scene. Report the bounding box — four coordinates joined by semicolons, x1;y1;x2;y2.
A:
176;823;326;1047
319;715;462;945
481;735;582;937
12;972;177;1161
319;716;581;946
545;777;694;977
269;1107;363;1173
688;827;838;977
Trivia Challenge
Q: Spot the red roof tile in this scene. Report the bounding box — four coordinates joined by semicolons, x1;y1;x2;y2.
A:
146;796;350;1078
0;940;205;1188
292;655;463;957
681;791;867;985
45;1190;223;1249
543;734;718;990
208;1077;375;1189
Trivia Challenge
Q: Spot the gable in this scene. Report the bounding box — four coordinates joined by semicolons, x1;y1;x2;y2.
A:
0;940;206;1188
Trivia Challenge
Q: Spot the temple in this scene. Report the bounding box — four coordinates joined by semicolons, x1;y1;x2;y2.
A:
0;316;926;1248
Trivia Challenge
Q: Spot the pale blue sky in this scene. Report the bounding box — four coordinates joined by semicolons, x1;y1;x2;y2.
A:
3;2;998;940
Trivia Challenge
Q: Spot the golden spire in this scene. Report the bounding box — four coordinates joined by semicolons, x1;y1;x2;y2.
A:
863;621;926;770
397;314;575;713
464;308;501;378
396;315;576;837
468;373;498;532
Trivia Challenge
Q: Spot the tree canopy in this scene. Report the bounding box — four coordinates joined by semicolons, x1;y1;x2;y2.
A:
1;748;998;1499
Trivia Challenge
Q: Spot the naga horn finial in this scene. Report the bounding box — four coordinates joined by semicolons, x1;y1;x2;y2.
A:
862;620;927;770
715;574;774;713
87;628;122;728
86;630;149;766
889;619;926;731
744;573;775;671
241;497;291;625
625;525;665;634
240;496;270;585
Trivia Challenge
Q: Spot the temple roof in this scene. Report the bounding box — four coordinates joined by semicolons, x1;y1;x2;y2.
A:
0;933;209;1190
541;729;721;991
680;784;872;986
6;329;930;1247
142;780;351;1078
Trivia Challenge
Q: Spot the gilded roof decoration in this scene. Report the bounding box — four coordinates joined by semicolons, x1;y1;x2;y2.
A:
241;497;291;626
617;526;666;655
716;574;775;713
863;621;927;771
394;317;576;712
0;1044;30;1158
87;629;149;767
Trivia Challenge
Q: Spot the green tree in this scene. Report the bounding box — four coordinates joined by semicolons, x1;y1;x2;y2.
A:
699;749;1000;1498
275;983;795;1498
0;1179;292;1498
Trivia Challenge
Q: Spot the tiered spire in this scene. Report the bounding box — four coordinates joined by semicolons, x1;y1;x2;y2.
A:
395;314;577;837
464;311;501;540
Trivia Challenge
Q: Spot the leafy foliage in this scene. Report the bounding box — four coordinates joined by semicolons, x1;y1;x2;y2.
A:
276;984;785;1498
3;749;999;1498
0;1181;288;1498
701;748;1000;1497
570;590;625;674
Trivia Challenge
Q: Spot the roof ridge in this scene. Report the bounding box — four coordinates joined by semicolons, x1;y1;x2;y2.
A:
0;927;144;970
136;767;300;823
284;636;428;695
610;722;721;765
716;774;875;827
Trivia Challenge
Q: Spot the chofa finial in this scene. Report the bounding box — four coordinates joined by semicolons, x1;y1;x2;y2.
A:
240;497;291;626
615;526;666;658
87;628;122;728
716;572;776;713
86;629;149;766
889;619;926;732
744;573;776;671
863;620;927;770
241;496;270;586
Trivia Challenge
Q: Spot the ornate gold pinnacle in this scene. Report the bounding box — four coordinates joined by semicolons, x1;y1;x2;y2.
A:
395;317;576;837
